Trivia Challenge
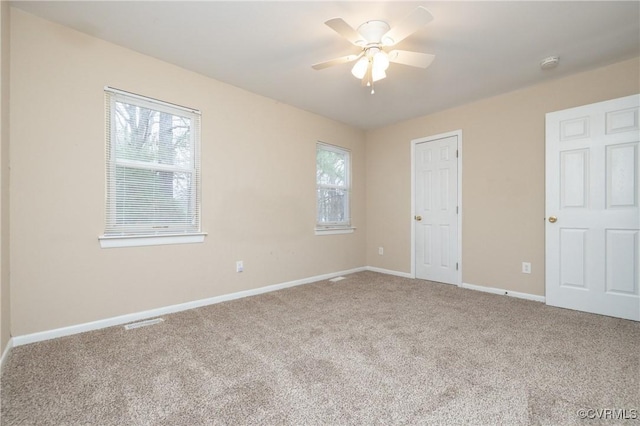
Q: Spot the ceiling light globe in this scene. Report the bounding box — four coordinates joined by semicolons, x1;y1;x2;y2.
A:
372;68;386;82
373;51;390;71
351;57;369;79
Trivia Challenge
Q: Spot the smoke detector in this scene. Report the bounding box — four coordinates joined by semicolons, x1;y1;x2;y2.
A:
540;56;559;70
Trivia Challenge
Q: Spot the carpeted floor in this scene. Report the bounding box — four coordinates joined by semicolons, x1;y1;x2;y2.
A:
1;271;638;425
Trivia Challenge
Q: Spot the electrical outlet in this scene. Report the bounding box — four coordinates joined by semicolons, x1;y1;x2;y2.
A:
236;260;244;273
378;247;384;255
522;262;531;274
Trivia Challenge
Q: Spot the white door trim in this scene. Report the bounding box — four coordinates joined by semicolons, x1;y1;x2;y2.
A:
411;130;463;285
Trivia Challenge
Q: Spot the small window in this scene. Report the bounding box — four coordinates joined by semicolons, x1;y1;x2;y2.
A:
100;88;205;248
316;142;353;235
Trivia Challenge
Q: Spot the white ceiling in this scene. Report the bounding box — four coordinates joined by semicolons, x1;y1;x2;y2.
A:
12;1;640;130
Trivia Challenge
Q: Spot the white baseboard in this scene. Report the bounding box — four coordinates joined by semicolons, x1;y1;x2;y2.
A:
365;266;413;279
1;337;13;371
461;282;545;303
19;268;538;348
12;266;367;347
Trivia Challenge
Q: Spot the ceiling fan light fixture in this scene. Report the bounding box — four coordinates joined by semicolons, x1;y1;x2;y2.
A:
315;7;436;93
367;50;388;82
373;50;390;71
351;57;369;79
372;68;386;82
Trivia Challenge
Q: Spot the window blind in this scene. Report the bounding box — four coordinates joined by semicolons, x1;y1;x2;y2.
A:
104;88;201;236
316;142;351;227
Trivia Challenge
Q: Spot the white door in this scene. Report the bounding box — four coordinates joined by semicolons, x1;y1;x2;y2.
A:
414;135;459;284
546;94;640;321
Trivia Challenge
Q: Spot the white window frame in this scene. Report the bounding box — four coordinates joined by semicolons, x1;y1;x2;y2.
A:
99;87;206;248
315;142;354;235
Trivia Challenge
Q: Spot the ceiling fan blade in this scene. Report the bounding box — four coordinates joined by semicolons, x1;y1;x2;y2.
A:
312;53;362;70
325;18;364;45
388;50;435;68
382;7;433;46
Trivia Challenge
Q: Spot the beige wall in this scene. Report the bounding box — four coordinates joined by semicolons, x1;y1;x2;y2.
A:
7;7;640;339
366;57;640;296
10;9;366;336
1;1;10;353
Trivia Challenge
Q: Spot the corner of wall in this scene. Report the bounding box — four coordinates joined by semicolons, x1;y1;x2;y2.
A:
0;0;12;356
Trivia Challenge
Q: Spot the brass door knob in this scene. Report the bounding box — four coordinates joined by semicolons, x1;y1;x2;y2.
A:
548;216;557;223
414;215;422;221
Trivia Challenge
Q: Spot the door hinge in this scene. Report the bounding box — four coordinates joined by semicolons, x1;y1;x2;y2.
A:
456;150;459;158
456;262;459;271
456;206;459;214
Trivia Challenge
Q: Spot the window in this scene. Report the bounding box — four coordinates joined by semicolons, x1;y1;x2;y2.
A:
99;88;205;248
316;142;353;235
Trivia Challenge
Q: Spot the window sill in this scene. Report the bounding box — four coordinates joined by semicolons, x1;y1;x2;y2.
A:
315;227;355;236
99;232;207;248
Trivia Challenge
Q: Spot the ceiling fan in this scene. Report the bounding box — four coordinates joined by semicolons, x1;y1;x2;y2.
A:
312;7;435;94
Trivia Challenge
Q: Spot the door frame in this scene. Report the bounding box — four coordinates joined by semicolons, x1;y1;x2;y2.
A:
411;130;463;284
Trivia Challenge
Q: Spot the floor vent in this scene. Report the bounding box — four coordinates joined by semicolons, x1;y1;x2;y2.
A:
124;318;164;330
329;276;347;282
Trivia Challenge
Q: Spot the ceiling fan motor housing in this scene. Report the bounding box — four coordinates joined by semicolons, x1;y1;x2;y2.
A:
356;20;391;45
